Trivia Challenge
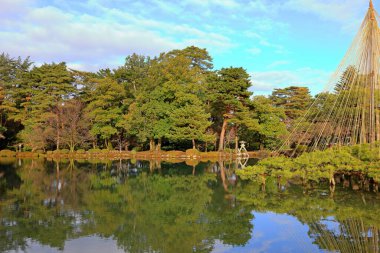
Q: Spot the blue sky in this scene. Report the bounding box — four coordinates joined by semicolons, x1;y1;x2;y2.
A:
0;0;374;95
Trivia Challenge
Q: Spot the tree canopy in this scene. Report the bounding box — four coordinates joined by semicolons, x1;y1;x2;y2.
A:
0;47;292;152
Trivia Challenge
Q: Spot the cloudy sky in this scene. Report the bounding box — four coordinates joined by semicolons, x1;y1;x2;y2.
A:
0;0;374;95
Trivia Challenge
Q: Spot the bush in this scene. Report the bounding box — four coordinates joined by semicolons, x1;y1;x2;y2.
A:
76;149;86;154
132;147;141;152
295;145;308;154
59;149;70;154
88;148;102;153
0;149;16;157
224;148;235;153
186;149;200;157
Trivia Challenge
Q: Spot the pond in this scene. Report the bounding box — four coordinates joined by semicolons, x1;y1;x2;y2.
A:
0;158;379;253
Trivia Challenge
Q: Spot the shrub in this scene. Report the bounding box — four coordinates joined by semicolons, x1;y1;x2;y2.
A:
76;149;86;154
88;148;102;153
0;149;16;157
186;149;200;157
60;149;70;154
132;147;141;152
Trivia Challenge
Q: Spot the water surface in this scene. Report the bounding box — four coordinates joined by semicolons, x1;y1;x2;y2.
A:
0;159;379;253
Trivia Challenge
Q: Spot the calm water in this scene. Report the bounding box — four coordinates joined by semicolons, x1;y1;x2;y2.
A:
0;158;379;253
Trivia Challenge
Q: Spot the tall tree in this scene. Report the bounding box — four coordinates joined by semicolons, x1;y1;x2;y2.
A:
168;92;213;149
86;76;125;149
0;53;32;146
123;47;213;151
270;86;313;122
167;46;213;72
113;54;151;97
17;62;75;150
208;67;253;151
239;96;288;150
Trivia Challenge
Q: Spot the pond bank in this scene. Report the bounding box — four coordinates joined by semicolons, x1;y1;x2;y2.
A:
0;149;269;161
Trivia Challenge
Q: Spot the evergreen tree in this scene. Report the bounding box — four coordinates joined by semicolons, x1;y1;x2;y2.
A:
208;67;253;151
17;62;75;150
168;92;213;149
85;76;125;149
0;53;32;146
239;96;287;150
270;86;313;121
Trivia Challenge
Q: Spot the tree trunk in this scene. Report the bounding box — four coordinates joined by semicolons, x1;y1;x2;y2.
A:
156;138;162;151
149;138;155;151
125;142;129;151
56;132;60;151
218;119;228;151
56;115;60;151
192;139;196;150
235;135;239;153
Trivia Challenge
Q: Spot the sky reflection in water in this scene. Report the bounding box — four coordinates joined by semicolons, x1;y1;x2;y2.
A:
0;159;379;253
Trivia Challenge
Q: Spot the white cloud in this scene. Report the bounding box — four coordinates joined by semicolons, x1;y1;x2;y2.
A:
247;47;262;55
267;60;291;68
0;0;32;14
284;0;365;27
251;68;330;95
186;0;240;8
248;0;283;14
0;1;234;70
244;31;288;54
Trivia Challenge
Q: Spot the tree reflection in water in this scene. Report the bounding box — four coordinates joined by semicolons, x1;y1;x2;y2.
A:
0;158;379;252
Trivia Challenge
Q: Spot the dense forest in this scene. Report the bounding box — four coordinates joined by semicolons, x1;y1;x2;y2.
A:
0;46;315;152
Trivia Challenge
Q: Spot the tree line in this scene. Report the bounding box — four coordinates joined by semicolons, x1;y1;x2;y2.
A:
0;46;315;152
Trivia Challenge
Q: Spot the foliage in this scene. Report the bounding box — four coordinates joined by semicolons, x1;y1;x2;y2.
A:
270;86;312;121
85;76;125;148
0;48;289;151
237;144;380;181
207;67;255;150
239;96;288;150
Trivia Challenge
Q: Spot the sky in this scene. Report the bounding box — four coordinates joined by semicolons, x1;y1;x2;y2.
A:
0;0;375;95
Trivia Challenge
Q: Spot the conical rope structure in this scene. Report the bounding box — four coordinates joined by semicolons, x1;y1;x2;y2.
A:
279;0;380;156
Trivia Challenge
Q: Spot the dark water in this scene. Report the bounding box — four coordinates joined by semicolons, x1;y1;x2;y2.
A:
0;158;379;253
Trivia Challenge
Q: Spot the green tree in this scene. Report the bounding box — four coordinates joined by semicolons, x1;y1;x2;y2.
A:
113;53;151;98
270;86;312;121
0;53;32;146
167;46;213;72
168;92;214;149
208;67;253;151
85;76;126;149
239;96;288;150
123;47;213;151
17;62;75;150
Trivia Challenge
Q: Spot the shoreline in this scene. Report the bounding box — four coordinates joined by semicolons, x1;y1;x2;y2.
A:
0;150;269;161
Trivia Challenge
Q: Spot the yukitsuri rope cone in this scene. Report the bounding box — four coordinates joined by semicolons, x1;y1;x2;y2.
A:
279;0;380;156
